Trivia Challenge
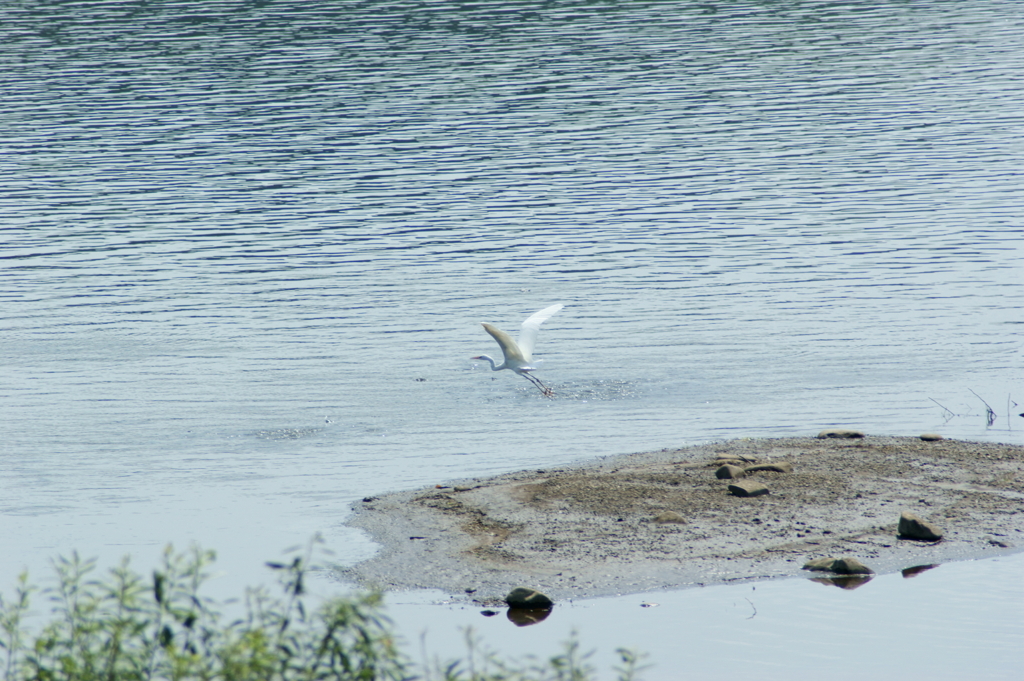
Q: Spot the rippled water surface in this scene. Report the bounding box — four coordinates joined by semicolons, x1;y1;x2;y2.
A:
2;0;1022;677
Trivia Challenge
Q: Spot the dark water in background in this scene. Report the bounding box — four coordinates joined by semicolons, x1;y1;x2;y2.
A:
2;1;1023;678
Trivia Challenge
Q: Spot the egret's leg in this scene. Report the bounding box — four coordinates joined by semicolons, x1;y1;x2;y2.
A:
521;371;554;397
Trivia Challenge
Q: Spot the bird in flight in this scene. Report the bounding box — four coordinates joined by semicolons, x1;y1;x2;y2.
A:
472;304;564;397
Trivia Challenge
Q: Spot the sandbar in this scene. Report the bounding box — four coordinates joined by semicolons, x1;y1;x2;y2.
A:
341;436;1024;602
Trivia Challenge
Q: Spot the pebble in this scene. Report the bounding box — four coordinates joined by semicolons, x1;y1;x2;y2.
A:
831;557;875;575
817;428;865;439
715;464;747;479
505;587;554;609
802;557;835;571
919;433;944;441
713;456;756;466
728;481;769;497
802;556;874;575
898;511;943;541
744;462;794;474
653;511;687;524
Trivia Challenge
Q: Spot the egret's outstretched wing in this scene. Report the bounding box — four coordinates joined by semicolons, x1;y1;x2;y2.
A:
517;304;563;360
481;323;525;364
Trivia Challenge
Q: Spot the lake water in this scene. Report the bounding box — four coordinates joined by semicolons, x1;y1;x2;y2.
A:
2;0;1022;678
393;551;1024;681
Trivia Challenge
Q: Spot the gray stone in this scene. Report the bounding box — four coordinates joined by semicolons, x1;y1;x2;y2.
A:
802;557;836;572
653;511;687;524
728;481;769;497
919;433;944;441
505;587;553;609
713;456;756;466
744;462;794;474
802;557;874;575
817;428;865;439
715;464;747;479
831;557;874;575
898;511;943;541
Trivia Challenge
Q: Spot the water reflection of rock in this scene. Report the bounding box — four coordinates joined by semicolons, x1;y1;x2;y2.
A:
901;564;938;578
810;575;874;590
507;607;552;627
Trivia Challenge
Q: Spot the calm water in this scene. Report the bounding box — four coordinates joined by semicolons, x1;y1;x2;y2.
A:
394;552;1024;681
2;0;1022;677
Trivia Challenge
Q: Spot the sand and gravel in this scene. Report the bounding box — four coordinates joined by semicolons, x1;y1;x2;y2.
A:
340;435;1024;603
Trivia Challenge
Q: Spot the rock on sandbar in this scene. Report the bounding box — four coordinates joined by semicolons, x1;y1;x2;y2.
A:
898;511;944;541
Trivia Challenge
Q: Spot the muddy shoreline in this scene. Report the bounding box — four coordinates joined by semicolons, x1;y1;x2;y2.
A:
341;436;1024;602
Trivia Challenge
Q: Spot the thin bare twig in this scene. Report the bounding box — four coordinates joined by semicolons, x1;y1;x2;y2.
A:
969;389;996;426
929;398;955;422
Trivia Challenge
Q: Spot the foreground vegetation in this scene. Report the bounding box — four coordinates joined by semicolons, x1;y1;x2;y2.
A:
0;537;644;681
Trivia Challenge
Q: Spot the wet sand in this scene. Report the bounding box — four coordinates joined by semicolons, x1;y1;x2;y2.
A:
341;436;1024;602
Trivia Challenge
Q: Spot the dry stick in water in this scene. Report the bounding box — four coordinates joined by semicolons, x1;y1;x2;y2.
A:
969;389;996;426
928;397;956;420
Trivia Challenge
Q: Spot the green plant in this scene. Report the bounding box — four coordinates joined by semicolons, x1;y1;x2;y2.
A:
425;629;647;681
0;536;405;681
0;538;645;681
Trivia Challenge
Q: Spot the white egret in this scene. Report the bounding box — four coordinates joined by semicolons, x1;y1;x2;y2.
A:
472;304;564;396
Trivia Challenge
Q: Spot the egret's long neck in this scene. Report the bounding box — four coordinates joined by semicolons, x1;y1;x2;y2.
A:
478;355;504;371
